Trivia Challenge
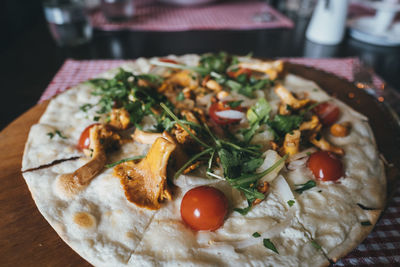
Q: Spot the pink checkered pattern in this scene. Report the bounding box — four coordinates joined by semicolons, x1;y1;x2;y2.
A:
38;58;400;266
90;0;293;31
39;59;132;102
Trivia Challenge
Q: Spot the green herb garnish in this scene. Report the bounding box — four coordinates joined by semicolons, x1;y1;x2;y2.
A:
176;91;185;101
227;100;243;108
294;180;317;194
311;240;322;250
47;130;67;139
242;98;272;142
160;103;285;215
105;155;145;168
80;103;93;112
252;232;261;238
87;68;170;129
267;114;303;139
287;200;295;207
263;239;279;254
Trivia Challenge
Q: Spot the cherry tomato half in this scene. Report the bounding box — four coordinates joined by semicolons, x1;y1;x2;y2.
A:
77;123;100;150
180;186;229;231
313;102;340;126
209;101;244;125
307;151;344;181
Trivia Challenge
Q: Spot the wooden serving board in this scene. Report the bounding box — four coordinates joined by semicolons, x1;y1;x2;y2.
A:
0;64;398;266
0;101;90;267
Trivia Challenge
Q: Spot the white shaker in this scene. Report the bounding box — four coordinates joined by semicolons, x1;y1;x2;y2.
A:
306;0;349;45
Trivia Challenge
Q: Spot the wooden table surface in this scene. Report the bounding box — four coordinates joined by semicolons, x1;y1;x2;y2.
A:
0;102;90;267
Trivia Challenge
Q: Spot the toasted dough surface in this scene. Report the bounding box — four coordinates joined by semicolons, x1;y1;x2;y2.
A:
22;54;385;266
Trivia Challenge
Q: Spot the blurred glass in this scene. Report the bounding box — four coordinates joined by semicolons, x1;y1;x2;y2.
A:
101;0;135;22
43;0;93;47
285;0;317;17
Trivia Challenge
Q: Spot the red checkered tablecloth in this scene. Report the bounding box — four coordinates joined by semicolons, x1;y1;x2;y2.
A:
39;58;400;266
90;0;293;31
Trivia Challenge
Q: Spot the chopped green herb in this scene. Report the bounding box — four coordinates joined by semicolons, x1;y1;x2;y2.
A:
242;98;272;142
47;130;67;139
173;147;214;179
263;239;279;254
176;91;185;101
287;200;295;207
87;68;169;128
161;103;285;215
80;103;93;112
311;240;322;250
233;202;253;215
252;232;261;238
199;52;231;74
105;155;146;168
361;220;372;226
294;180;316;194
268;114;303;139
227;100;243;108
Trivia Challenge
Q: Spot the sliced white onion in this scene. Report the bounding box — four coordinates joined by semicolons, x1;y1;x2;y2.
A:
273;175;295;207
287;156;309;171
216;210;295;249
196;93;213;107
289;147;317;161
257;150;284;183
214;110;245;120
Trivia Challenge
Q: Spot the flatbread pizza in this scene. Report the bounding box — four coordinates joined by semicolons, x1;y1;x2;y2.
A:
21;53;386;266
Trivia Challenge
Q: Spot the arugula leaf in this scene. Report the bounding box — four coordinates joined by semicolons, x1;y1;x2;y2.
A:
105;155;145;168
242;98;272;143
247;98;271;125
225;79;242;92
136;73;164;84
199;52;231;74
217;147;242;179
268;114;303;139
173;148;213;179
232;154;288;186
87;69;169;128
227;100;243;108
263;239;279;254
294;180;316;194
242;158;264;173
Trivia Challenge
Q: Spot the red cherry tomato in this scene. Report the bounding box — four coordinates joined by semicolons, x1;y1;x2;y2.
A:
180;186;229;231
226;68;252;79
78;123;100;150
159;58;179;64
209;101;244;125
313;102;340;126
307;151;344;181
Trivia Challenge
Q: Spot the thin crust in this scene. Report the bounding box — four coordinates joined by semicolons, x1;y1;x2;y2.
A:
21;54;386;266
